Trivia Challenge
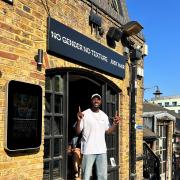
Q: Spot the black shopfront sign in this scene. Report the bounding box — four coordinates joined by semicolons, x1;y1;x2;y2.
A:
5;80;42;151
47;17;126;79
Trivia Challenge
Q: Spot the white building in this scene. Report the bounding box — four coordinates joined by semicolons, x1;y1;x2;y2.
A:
149;96;180;114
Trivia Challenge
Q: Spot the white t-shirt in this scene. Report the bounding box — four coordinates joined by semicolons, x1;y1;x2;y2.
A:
79;108;110;154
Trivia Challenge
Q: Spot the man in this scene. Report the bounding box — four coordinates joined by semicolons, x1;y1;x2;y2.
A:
75;93;121;180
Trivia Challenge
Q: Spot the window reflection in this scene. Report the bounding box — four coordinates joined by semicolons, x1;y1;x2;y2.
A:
44;139;50;158
45;117;51;135
45;93;51;113
53;160;61;178
43;162;50;179
54;138;60;156
55;75;63;93
53;117;62;135
55;95;63;113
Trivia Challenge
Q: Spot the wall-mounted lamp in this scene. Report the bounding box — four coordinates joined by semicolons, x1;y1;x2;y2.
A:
122;21;143;36
37;49;43;66
107;21;143;48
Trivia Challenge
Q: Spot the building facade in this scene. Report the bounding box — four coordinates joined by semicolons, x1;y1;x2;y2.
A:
173;117;180;179
143;102;176;180
0;0;146;179
150;96;180;114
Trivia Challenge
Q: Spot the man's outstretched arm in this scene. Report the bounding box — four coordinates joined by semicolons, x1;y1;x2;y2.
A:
106;111;121;134
75;106;84;135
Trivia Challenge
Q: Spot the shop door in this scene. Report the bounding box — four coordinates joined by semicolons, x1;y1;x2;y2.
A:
43;74;67;179
43;69;120;180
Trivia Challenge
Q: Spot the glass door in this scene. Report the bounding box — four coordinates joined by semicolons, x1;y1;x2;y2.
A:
105;86;119;179
43;75;67;179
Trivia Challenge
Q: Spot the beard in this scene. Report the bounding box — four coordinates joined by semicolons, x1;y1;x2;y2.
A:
93;103;100;108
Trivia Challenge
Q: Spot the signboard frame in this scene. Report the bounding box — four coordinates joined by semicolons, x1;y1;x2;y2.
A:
47;17;126;79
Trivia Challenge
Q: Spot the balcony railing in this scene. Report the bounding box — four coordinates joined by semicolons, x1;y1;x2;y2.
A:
143;142;161;180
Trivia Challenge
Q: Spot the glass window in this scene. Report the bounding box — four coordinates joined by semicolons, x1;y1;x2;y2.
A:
45;93;51;113
107;0;123;16
53;117;63;135
6;80;42;151
53;159;62;178
144;117;153;130
163;126;167;137
172;101;177;106
43;162;50;179
44;139;50;158
165;102;169;107
55;95;63;114
55;75;63;93
45;117;51;136
54;138;61;156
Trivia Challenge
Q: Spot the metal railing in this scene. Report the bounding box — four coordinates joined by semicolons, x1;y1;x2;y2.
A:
143;142;161;180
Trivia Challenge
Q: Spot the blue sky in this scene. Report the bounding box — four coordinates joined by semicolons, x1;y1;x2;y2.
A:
126;0;180;100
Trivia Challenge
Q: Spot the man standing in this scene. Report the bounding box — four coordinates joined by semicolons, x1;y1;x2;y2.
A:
75;93;121;180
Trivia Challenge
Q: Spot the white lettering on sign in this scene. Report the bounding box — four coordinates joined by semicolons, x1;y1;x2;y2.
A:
51;31;61;41
110;59;125;69
51;30;125;69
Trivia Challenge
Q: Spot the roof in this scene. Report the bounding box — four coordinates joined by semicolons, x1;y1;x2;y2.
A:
143;102;180;133
143;102;180;118
143;128;158;141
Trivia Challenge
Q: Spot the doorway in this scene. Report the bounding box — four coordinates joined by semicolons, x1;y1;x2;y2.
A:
68;75;101;143
43;68;120;180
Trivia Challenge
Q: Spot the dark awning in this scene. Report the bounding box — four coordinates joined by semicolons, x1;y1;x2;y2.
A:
143;128;158;141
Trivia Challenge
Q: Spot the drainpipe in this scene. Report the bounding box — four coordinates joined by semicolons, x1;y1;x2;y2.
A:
129;47;143;179
129;60;137;180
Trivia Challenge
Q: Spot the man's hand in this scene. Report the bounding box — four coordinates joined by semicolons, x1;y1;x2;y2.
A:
106;111;121;134
77;106;84;122
75;106;84;135
113;111;121;126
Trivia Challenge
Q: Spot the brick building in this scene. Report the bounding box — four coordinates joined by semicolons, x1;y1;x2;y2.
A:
143;102;176;179
0;0;146;179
